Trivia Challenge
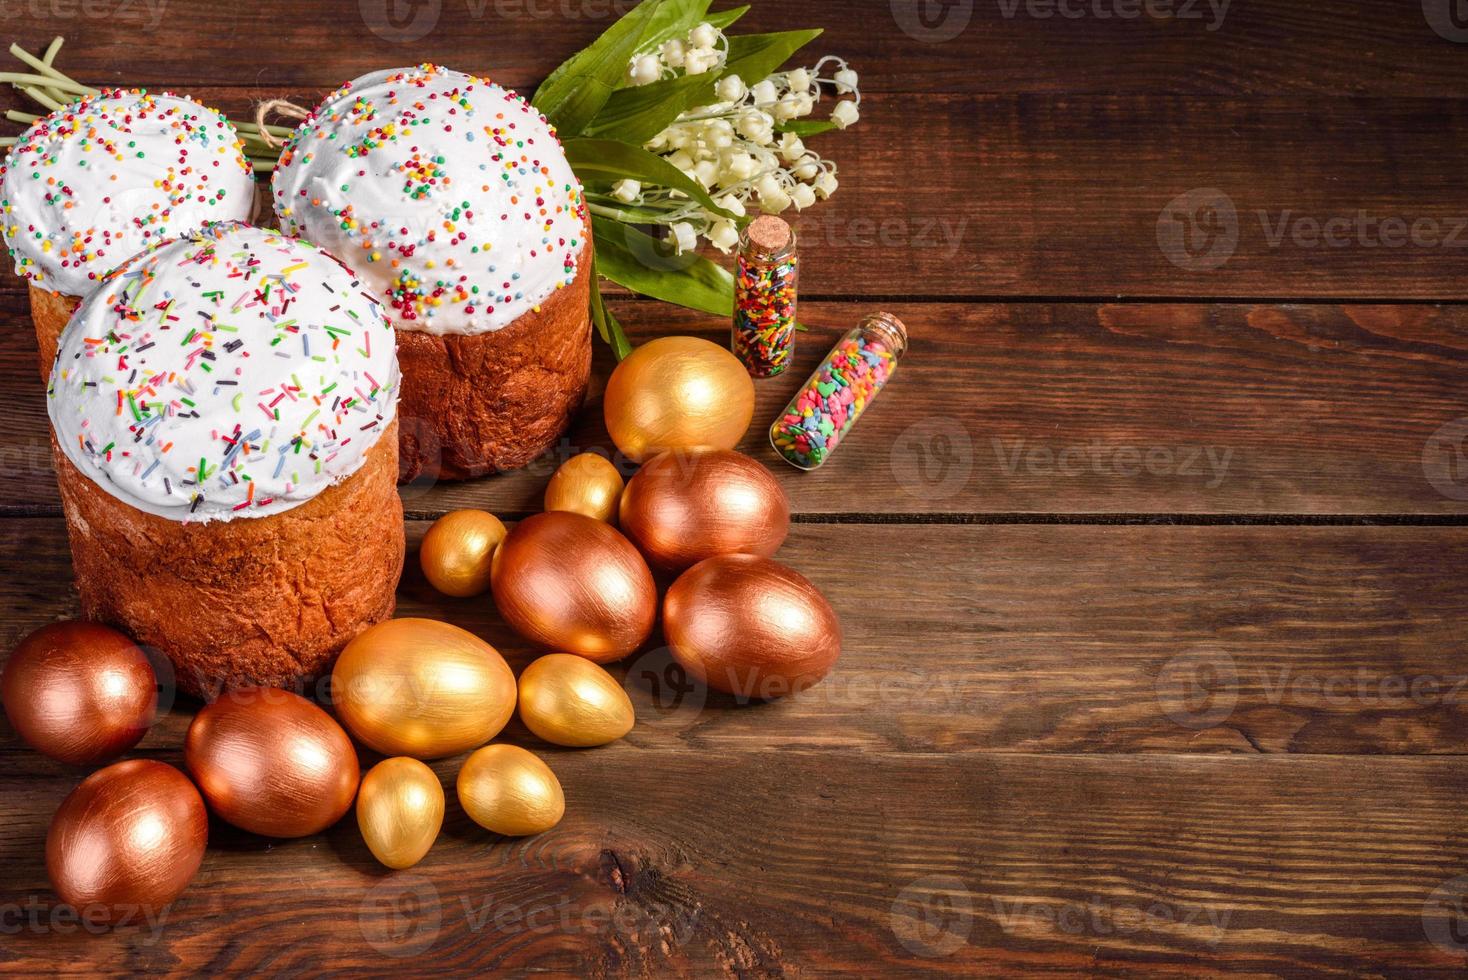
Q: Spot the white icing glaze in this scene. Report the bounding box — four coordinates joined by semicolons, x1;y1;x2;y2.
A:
1;90;256;297
48;222;399;523
272;65;586;336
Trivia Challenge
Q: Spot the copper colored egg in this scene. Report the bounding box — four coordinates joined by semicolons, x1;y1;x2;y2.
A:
457;744;565;836
420;509;507;597
46;759;207;922
545;453;625;524
2;622;156;766
664;554;842;699
490;512;656;663
332;618;517;759
619;449;790;571
185;688;359;838
603;336;755;463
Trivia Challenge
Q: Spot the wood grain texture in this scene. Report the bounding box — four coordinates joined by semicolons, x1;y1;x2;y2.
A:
4;295;1465;517
4;0;1468;96
2;748;1466;975
3;518;1467;756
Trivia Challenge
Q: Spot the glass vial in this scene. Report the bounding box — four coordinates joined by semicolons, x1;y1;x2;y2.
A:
770;312;909;471
733;215;798;378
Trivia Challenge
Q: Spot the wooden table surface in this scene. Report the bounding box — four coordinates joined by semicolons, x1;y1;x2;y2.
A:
3;1;1468;975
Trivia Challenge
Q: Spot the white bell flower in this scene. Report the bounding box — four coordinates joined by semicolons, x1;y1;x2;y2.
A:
834;68;860;94
707;220;740;253
735;109;774;145
750;79;778;107
790;184;817;210
721;150;759;181
670;222;698;254
685;47;721;76
661;39;686;68
716;193;747;218
779;133;806;162
756;174;792;213
715;75;746;102
785;68;811;94
814;171;839;198
792;156;821;181
667;149;695;172
689;22;719;49
694;159;719;188
611;179;641;203
831;101;860;129
629;54;662;87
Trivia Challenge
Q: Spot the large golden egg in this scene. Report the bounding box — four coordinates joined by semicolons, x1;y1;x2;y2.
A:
47;760;207;922
185;688;359;838
490;512;656;663
518;654;635;747
545;453;625;524
603;336;755;463
457;744;565;836
420;509;507;597
619;449;790;571
332;618;517;759
357;757;445;870
664;554;842;700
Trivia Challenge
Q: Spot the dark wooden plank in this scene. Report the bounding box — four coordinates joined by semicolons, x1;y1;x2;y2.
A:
4;517;1468;755
1;748;1466;975
3;295;1465;517
5;1;1468;96
7;86;1468;299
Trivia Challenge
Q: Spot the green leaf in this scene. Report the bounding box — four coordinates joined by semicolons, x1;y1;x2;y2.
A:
532;0;666;138
585;28;822;145
638;0;714;53
589;259;633;360
775;118;838;137
706;4;749;29
593;217;733;317
566;138;737;220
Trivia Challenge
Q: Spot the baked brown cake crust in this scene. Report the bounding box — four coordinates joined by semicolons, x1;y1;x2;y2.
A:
395;239;593;482
27;285;80;382
54;419;404;700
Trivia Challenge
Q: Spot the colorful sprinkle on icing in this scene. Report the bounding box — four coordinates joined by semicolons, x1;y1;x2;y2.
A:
0;89;255;297
48;222;399;523
271;65;587;337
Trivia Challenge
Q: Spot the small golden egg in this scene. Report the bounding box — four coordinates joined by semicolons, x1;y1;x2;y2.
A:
519;654;635;747
545;453;625;524
333;618;518;759
457;744;565;836
420;509;507;597
357;757;445;870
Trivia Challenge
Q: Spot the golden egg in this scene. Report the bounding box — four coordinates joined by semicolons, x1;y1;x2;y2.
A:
619;449;790;571
357;757;445;870
420;509;507;597
545;453;625;524
490;512;657;663
457;744;565;836
332;618;517;759
518;654;635;747
604;336;755;463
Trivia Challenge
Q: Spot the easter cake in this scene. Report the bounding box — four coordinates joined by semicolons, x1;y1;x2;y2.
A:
1;90;256;378
272;64;592;481
48;222;403;698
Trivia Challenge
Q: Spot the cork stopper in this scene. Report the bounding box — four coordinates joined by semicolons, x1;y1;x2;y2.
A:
744;215;795;259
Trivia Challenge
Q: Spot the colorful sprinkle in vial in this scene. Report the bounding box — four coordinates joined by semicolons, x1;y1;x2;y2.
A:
733;215;798;378
770;312;909;471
